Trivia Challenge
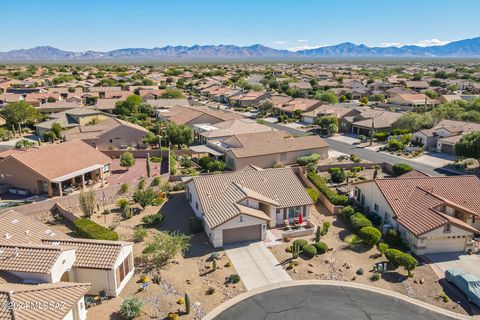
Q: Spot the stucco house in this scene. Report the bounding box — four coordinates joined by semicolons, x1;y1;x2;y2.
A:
157;105;243;127
213;131;329;170
412;119;480;154
352;174;480;255
0;210;134;298
185;167;314;247
0;140;112;197
388;93;438;108
62;117;150;150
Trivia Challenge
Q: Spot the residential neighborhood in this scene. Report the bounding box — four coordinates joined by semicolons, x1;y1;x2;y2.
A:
1;1;480;319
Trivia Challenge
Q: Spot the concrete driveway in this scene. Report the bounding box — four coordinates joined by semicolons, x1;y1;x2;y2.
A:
427;253;480;279
224;241;291;290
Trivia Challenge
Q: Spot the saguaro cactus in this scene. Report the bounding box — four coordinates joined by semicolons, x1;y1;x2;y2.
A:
185;293;190;314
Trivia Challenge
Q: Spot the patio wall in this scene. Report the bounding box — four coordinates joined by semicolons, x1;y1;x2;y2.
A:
102;149;168;159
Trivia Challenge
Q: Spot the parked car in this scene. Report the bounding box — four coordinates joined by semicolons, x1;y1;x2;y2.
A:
445;269;480;307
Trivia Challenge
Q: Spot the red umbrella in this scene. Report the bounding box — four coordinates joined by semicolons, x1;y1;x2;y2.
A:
298;212;303;225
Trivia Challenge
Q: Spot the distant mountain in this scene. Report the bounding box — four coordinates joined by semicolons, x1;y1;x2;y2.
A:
1;37;480;62
297;37;480;57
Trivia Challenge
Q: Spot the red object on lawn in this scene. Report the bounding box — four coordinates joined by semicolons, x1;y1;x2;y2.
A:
298;213;303;225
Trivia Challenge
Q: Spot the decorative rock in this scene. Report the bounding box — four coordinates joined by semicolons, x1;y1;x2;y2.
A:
308;263;314;267
325;260;330;264
308;270;313;274
419;278;425;284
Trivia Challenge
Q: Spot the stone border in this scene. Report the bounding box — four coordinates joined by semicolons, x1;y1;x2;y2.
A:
203;280;470;320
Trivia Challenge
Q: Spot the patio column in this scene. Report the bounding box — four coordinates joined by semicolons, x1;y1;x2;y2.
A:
47;182;53;197
58;182;63;197
81;174;86;189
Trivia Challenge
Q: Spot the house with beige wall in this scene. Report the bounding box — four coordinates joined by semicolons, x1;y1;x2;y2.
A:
0;140;111;197
210;130;329;170
352;174;480;255
185;167;314;247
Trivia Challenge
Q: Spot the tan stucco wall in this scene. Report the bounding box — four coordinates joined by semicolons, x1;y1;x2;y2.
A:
93;125;147;150
0;157;48;194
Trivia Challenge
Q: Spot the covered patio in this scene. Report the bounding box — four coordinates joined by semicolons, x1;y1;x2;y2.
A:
48;164;108;197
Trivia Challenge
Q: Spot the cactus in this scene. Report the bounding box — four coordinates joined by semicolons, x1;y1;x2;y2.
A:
292;241;300;259
315;226;321;242
212;259;217;271
184;292;190;314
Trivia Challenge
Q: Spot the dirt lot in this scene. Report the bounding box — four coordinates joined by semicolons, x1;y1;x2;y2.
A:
80;193;245;320
269;204;469;316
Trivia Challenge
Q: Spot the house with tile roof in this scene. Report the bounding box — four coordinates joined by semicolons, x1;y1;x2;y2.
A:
0;282;91;320
301;104;360;124
412;119;480;154
340;109;402;135
0;140;112;197
157;105;243;127
388;93;439;108
273;98;322;118
352;175;480;255
213;131;329;170
185;167;314;247
0;210;134;298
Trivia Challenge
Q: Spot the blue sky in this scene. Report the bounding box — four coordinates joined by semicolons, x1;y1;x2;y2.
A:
2;0;480;52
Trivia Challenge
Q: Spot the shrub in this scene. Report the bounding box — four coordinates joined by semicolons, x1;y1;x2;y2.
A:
340;206;356;220
398;252;418;276
74;218;119;240
371;273;380;281
206;287;215;295
329;167;346;183
142;212;164;226
359;226;381;247
133;188;157;210
314;241;328;254
154;176;162;186
120;183;129;194
79;189;96;218
392;163;413;176
349;213;372;231
307;172;349;206
377;242;389;255
134;226;148;242
387;138;404;151
306;188;319;202
189;217;204;233
302;244;317;258
356;268;364;275
384;249;404;269
373;132;389;141
119;297;144;320
350;166;363;173
293;239;308;249
322;221;331;236
306;162;317;173
168;312;179;320
227;274;241;284
297;153;321;166
384;229;403;246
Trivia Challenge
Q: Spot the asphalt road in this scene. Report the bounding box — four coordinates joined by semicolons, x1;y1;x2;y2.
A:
264;122;457;177
324;138;457;177
212;284;459;320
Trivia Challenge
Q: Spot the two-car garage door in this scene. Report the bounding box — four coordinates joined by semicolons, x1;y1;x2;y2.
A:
223;225;261;245
425;238;467;254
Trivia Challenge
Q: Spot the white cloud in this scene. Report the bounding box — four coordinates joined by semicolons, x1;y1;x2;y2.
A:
297;39;308;43
273;40;287;45
414;39;450;47
379;39;451;48
287;44;329;52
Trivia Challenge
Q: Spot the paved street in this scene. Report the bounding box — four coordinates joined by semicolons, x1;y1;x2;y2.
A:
210;283;460;320
224;242;291;290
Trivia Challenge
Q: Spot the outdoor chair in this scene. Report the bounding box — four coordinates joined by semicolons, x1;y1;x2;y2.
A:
85;296;95;308
99;290;108;302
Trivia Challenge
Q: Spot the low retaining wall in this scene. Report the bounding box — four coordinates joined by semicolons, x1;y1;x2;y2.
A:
52;203;80;222
6;176;164;217
102;149;168;159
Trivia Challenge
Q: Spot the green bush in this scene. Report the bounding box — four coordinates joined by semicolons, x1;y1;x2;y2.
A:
384;248;404;269
350;166;363;173
387;138;404;151
120;296;144;320
189;217;204;233
297;153;321;166
74;218;119;240
377;242;389;255
349;213;372;231
359;226;381;247
373;132;389;141
306;188;319;202
371;273;380;281
142;212;164;226
385;248;417;275
356;268;364;275
321;221;330;236
314;241;328;254
340;206;356;220
329;167;346;183
120;183;129;194
293;239;308;249
133;226;148;242
227;274;241;284
302;244;317;258
392;163;413;176
307;172;349;206
384;229;403;246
